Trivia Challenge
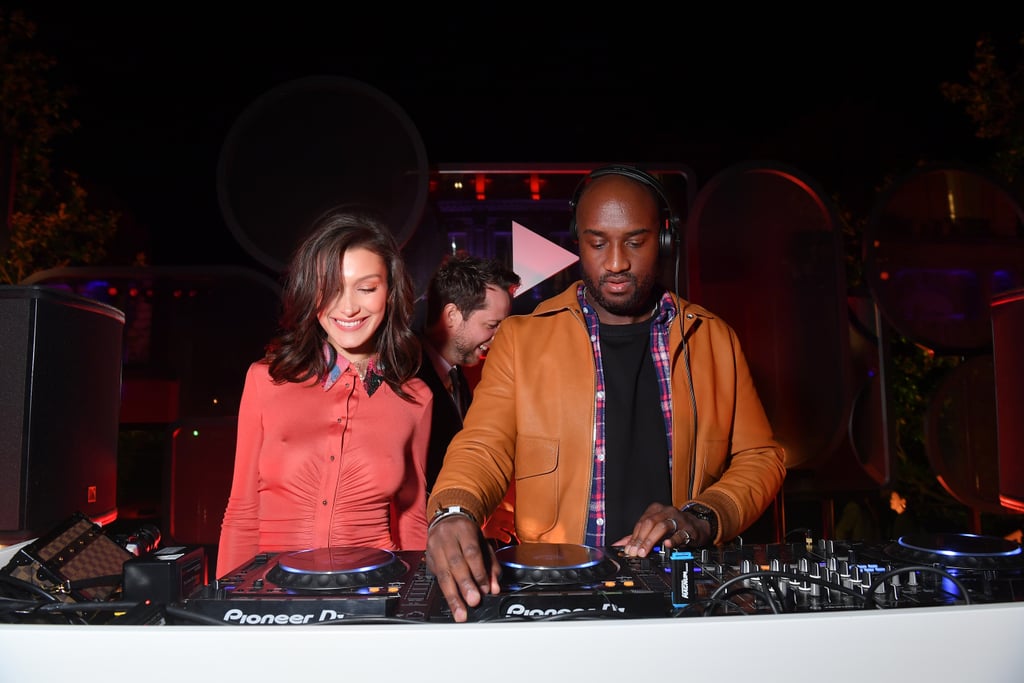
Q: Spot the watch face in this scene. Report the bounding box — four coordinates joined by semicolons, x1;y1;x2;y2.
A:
684;504;718;539
685;504;710;518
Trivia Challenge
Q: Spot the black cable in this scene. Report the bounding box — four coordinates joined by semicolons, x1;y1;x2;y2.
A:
0;598;53;622
0;573;62;603
863;565;972;608
68;573;123;591
35;599;148;615
708;569;872;611
163;605;234;626
707;585;782;615
672;597;749;617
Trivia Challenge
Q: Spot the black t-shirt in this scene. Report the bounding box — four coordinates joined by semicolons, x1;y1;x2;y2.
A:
599;320;671;543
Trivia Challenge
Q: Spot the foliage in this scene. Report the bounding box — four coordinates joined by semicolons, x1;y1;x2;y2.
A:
940;33;1024;186
938;32;1024;534
0;9;119;284
834;190;966;529
884;338;965;527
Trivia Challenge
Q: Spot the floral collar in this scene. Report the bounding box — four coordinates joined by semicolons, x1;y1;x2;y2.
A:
322;345;385;396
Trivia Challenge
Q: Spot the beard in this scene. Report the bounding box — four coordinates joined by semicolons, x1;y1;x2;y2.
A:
452;334;482;366
582;271;657;317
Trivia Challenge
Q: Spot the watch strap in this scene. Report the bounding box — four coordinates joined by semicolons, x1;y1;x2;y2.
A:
681;502;719;541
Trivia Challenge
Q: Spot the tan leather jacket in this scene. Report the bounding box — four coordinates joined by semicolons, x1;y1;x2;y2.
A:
428;282;786;545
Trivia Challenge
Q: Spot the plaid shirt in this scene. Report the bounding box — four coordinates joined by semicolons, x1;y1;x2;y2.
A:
579;284;678;546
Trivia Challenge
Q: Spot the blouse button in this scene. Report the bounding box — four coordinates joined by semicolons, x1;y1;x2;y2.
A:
322;500;328;506
330;455;335;462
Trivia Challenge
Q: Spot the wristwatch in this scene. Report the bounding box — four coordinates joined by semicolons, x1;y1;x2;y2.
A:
429;505;477;532
680;502;719;542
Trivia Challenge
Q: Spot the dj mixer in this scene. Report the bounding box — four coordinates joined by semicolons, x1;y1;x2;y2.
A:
181;532;1024;624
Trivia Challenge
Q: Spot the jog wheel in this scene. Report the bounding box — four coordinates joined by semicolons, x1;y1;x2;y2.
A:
496;543;619;586
266;547;408;592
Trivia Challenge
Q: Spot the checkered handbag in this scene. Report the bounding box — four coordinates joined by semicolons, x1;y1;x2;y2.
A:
1;512;132;603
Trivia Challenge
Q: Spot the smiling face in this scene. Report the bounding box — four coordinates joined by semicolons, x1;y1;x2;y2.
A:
317;246;389;362
448;283;513;366
575;174;661;324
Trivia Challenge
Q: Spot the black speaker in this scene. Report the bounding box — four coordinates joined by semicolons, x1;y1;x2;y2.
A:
0;286;125;539
167;416;237;547
568;165;679;258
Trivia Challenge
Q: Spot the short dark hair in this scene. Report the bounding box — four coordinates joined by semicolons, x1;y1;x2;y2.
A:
424;255;520;325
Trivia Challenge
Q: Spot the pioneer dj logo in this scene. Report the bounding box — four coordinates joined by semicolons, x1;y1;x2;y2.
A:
221;608;352;625
503;602;626;618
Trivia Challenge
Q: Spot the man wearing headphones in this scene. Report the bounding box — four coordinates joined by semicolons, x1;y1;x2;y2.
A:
424;165;786;622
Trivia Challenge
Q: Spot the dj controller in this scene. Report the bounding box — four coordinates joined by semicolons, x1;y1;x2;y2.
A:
182;532;1024;624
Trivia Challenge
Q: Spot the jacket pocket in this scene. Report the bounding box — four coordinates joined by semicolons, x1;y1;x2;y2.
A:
514;436;558;538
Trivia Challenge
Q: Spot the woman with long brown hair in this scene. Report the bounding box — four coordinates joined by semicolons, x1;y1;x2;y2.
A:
217;206;431;577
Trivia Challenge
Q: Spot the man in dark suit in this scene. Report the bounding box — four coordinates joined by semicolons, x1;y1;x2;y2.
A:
416;255;520;494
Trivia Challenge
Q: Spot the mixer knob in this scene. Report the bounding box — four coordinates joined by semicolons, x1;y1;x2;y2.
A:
828;570;842;600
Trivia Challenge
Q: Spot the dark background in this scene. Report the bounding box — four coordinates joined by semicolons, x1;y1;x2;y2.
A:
9;8;1024;547
16;7;1019;269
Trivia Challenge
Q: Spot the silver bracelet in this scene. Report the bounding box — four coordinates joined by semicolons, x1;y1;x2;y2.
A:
428;505;476;532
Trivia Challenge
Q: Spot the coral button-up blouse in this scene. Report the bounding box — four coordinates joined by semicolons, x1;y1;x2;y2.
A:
216;360;432;577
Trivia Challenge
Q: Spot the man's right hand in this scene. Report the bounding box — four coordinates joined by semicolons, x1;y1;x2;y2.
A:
424;515;501;622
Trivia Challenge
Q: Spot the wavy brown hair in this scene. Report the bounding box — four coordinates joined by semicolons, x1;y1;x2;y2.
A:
264;206;421;400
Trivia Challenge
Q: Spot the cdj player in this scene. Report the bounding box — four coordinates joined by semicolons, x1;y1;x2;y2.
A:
181;532;1024;625
184;547;432;624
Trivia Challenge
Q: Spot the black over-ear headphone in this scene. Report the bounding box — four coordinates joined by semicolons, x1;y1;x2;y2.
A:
568;165;679;259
